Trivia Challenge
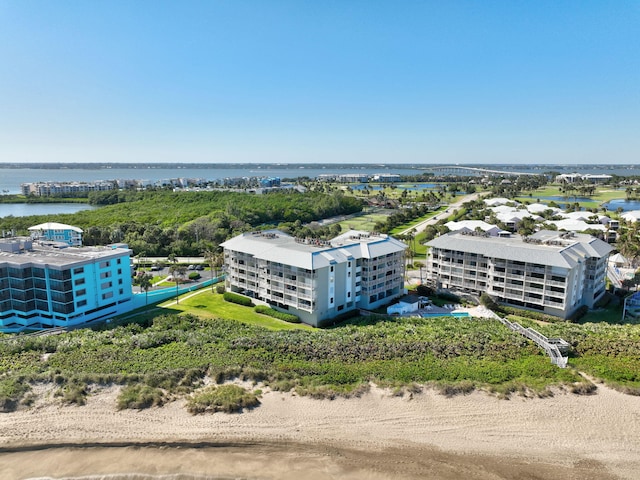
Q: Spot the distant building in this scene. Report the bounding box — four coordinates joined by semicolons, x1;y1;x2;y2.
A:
259;177;281;188
27;222;83;247
372;174;401;182
426;230;612;319
444;220;502;237
221;230;407;326
555;173;612;184
316;174;369;183
621;210;640;223
338;174;369;183
21;180;115;196
483;197;514;207
317;174;339;182
0;236;133;332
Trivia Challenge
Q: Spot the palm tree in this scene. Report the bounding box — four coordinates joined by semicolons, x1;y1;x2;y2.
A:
203;248;223;291
169;263;187;304
414;260;425;284
405;249;414;280
213;252;224;280
135;272;153;305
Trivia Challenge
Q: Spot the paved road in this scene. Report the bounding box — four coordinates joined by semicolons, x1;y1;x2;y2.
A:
133;256;206;265
397;192;484;237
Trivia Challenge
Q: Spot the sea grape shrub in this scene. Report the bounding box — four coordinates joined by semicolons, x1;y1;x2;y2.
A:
223;292;254;307
254;305;300;323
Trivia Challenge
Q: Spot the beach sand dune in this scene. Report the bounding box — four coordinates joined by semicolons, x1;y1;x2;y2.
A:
1;383;638;480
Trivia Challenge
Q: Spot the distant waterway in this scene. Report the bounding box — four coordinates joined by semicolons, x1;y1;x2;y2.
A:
0;203;95;218
603;199;640;212
534;195;596;203
351;182;438;191
0;165;419;194
1;163;640;195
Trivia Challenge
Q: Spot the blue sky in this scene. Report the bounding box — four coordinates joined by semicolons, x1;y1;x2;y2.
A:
0;1;638;164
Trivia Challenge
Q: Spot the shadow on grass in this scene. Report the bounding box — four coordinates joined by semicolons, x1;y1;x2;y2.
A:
95;304;184;330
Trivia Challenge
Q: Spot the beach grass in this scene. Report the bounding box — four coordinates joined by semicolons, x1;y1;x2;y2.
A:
187;384;260;414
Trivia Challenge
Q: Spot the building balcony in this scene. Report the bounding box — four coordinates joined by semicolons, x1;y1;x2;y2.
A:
504;290;524;301
525;265;546;274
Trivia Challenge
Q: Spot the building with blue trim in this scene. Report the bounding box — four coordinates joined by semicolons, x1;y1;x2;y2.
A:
0;237;133;332
28;222;83;247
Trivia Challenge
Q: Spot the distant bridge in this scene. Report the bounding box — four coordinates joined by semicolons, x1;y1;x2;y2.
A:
418;166;541;177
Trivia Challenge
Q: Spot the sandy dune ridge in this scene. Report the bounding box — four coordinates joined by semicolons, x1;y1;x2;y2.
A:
1;382;639;479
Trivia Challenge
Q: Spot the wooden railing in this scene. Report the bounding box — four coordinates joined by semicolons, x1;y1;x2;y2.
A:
480;308;569;368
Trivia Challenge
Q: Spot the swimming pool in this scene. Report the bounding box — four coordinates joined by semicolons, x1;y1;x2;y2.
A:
422;312;470;318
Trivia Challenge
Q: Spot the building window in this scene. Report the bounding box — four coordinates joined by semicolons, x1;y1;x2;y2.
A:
102;292;114;300
330;266;334;272
100;271;112;279
74;278;85;286
77;300;87;307
99;261;110;268
77;289;86;296
73;267;84;275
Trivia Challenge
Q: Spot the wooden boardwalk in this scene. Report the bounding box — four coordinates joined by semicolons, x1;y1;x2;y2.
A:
478;307;569;368
497;316;569;368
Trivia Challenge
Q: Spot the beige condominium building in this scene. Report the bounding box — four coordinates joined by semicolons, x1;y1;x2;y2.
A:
221;230;407;326
426;230;613;319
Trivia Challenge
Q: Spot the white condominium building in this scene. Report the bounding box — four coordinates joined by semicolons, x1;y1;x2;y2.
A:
221;230;407;326
426;230;613;319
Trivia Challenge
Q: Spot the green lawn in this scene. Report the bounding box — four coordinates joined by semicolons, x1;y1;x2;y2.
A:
579;302;628;325
158;289;312;331
337;212;390;232
389;207;445;236
515;185;629;211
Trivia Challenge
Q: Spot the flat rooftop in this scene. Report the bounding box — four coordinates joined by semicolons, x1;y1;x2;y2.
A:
0;239;131;268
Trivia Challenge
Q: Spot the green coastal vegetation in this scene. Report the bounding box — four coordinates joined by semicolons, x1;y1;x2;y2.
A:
0;190;362;256
1;180;640;413
1;287;639;414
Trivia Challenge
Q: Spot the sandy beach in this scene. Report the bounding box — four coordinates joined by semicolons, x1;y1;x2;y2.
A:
1;382;639;480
